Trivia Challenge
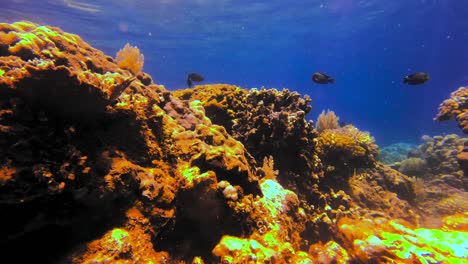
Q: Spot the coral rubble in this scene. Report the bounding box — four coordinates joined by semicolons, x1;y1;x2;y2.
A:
1;21;467;263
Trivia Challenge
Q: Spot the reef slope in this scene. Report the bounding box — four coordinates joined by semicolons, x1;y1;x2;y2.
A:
0;22;467;263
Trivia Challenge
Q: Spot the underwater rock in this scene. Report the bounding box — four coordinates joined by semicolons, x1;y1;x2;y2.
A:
0;21;260;263
435;86;468;134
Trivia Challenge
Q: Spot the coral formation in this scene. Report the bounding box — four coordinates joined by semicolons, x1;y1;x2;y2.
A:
398;157;427;177
317;125;378;173
457;140;468;177
115;43;144;75
174;85;323;200
1;21;467;263
316;109;340;133
390;135;468;224
394;134;467;179
173;84;248;132
435;86;468;133
337;215;468;263
379;142;415;164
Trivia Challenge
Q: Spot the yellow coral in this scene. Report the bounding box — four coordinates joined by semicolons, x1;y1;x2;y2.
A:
317;125;378;169
115;43;144;74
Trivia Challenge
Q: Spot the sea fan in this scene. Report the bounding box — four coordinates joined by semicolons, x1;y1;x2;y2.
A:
115;43;144;74
316;109;339;133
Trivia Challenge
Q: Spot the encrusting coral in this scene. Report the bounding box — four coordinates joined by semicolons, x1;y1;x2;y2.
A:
435;86;468;134
1;21;467;263
174;85;323;199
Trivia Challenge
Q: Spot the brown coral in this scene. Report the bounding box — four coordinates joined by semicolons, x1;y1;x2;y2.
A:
174;86;323;201
317;125;378;173
434;86;468;133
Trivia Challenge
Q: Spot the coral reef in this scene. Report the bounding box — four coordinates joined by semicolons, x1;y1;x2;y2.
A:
435;86;468;133
115;43;144;75
393;134;467;179
317;125;378;174
390;135;468;223
457;140;468;177
379;142;415;164
173;84;248;132
1;21;467;263
174;85;323;200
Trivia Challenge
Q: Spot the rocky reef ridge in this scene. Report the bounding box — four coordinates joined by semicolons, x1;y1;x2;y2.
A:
0;21;467;263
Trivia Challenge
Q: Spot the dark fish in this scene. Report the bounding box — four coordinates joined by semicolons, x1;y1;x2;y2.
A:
312;72;335;84
187;73;204;87
403;72;429;85
339;121;347;127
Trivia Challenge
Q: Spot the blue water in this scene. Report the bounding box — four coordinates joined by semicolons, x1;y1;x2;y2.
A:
2;0;467;145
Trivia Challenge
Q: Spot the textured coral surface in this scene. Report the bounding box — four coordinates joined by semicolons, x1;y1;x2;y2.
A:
435;86;468;134
1;21;467;263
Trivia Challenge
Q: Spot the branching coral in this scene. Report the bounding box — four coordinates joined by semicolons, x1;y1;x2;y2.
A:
115;43;144;75
316;109;340;133
434;86;468;134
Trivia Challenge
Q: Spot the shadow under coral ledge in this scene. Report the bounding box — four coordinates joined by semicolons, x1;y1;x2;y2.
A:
0;21;467;263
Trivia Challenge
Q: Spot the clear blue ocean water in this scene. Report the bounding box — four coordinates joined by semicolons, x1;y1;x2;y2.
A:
2;0;467;146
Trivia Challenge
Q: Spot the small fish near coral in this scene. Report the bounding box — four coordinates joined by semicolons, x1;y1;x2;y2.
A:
311;72;335;84
187;73;205;87
403;72;429;85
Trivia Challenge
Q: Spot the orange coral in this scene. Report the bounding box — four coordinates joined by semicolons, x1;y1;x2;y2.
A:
434;86;468;133
115;43;144;74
